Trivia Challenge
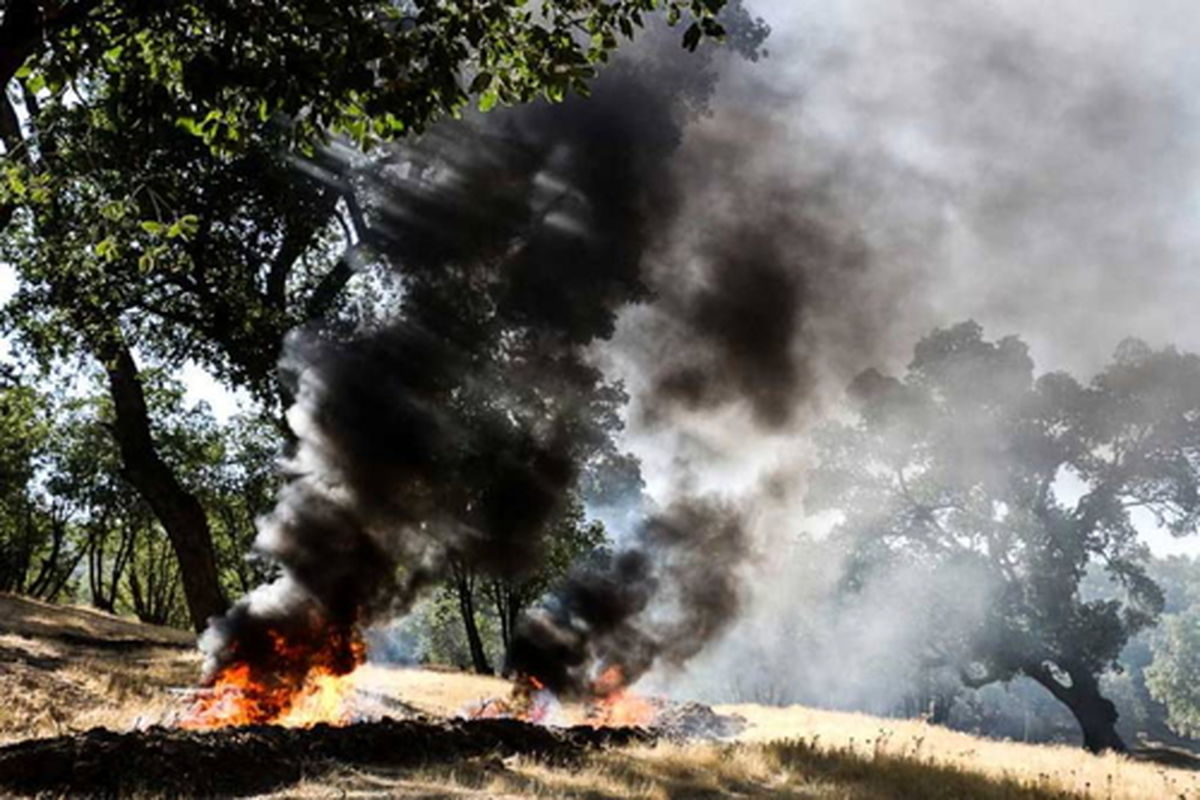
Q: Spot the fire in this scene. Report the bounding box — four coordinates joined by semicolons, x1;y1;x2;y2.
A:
586;665;659;728
466;666;659;729
466;674;557;724
181;624;366;730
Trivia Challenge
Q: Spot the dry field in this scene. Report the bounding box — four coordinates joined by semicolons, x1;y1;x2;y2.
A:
2;592;1198;798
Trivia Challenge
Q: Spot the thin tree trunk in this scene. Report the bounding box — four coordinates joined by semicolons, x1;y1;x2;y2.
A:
25;506;65;599
491;579;525;674
452;563;492;675
97;338;226;631
1025;659;1127;754
491;580;511;662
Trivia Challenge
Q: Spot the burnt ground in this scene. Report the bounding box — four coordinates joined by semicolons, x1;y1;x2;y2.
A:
0;717;654;798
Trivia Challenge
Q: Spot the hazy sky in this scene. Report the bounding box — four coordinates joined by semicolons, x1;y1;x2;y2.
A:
606;0;1200;555
741;0;1200;376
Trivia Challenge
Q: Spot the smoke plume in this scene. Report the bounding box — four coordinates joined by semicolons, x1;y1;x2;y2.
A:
509;497;750;697
636;0;1200;713
199;5;775;699
202;0;1200;717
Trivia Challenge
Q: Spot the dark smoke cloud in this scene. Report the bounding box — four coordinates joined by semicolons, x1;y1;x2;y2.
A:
200;6;776;694
508;497;749;697
200;320;577;683
647;197;878;429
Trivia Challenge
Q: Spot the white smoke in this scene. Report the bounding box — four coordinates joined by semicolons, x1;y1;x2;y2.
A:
609;0;1200;705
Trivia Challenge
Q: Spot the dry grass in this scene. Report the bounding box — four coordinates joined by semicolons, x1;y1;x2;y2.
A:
276;724;1200;800
712;704;1200;800
0;592;198;744
271;682;1200;799
3;595;1200;798
0;593;192;647
351;663;513;718
278;740;1093;799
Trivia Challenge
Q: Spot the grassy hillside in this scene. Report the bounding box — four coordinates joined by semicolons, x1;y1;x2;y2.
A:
2;593;1198;798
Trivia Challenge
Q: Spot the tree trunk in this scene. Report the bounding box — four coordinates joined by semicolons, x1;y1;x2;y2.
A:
0;2;41;98
1025;659;1127;754
491;578;524;674
98;338;226;631
452;563;492;675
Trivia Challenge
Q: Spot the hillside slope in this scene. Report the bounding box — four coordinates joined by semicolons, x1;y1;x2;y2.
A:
2;594;1198;798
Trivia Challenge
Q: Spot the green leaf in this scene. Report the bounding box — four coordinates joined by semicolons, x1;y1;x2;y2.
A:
101;201;127;221
95;237;119;262
682;23;702;52
140;220;165;235
5;167;26;197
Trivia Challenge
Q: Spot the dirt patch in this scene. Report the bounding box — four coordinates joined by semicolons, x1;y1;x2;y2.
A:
0;717;655;797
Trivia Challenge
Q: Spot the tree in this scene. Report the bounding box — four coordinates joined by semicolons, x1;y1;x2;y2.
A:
811;321;1200;752
1145;608;1200;738
0;378;78;599
33;370;263;627
448;495;608;674
0;1;742;630
488;498;608;666
0;1;735;159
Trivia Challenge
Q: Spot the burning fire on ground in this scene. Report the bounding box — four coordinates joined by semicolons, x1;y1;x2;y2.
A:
181;619;660;731
465;665;659;729
181;622;366;730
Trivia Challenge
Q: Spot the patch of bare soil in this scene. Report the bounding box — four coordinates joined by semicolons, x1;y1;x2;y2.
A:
0;717;654;798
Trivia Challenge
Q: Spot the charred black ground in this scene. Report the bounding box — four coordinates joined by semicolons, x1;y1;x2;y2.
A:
0;719;654;798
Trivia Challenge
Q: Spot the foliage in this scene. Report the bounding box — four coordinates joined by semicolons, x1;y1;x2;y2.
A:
1146;606;1200;738
811;321;1200;749
6;1;737;156
0;0;750;389
0;377;73;598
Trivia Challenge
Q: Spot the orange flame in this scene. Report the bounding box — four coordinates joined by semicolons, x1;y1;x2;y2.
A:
466;673;555;723
586;665;658;728
181;627;366;729
467;666;659;728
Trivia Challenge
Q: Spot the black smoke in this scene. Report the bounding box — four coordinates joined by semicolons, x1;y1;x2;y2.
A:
202;3;898;702
509;498;749;697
